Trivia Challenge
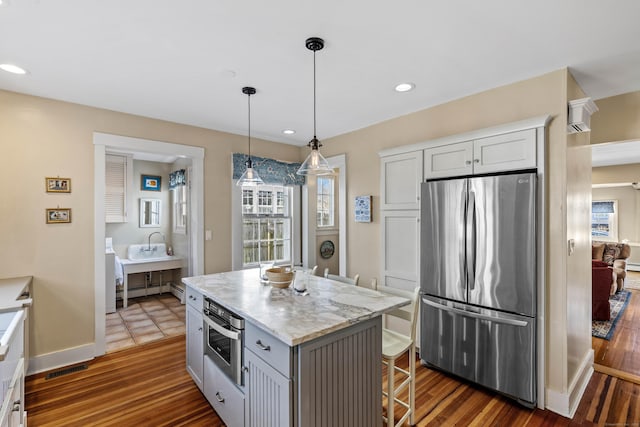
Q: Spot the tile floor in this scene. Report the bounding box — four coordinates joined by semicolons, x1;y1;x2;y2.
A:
106;294;185;353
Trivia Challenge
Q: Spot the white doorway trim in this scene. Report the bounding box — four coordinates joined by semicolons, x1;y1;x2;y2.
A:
93;133;204;356
302;154;347;276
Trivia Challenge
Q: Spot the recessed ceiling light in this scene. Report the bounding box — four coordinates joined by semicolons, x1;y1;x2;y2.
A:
282;129;296;135
394;82;415;93
0;63;27;75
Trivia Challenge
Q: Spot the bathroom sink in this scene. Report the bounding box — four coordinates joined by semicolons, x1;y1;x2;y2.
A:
127;243;171;261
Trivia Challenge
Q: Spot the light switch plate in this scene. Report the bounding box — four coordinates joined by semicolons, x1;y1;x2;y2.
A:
568;238;575;256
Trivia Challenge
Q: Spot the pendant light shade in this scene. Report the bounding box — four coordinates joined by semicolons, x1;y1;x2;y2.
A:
297;37;334;176
237;86;264;186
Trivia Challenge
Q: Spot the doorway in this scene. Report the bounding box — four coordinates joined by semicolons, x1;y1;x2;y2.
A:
591;140;640;382
93;133;204;356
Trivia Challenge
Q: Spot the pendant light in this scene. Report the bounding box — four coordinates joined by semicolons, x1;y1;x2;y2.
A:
297;37;334;176
237;86;264;186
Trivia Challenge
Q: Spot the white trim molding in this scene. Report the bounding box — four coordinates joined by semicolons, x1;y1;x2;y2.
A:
545;350;594;418
27;343;95;376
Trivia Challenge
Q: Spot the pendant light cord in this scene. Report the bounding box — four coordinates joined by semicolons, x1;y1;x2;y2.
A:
313;48;317;141
247;92;252;159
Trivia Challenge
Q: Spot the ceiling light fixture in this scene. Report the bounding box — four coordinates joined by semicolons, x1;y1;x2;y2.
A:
282;129;296;135
395;82;415;92
0;63;27;75
236;86;264;187
297;37;334;176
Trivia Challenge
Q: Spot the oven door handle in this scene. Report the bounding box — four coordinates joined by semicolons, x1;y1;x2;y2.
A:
203;315;241;340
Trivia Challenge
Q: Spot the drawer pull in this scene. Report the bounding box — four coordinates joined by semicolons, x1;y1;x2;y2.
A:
215;392;225;403
255;340;271;351
12;400;20;412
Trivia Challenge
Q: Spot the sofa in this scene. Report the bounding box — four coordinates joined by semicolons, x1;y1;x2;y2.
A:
592;260;615;320
592;241;631;293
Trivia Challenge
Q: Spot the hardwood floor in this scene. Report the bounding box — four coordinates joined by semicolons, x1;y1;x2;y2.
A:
26;334;640;426
592;273;640;377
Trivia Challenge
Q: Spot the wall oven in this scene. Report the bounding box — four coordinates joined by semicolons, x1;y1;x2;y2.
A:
203;296;245;386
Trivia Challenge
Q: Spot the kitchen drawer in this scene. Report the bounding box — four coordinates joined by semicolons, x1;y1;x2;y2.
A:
185;285;203;309
204;356;244;427
245;322;292;378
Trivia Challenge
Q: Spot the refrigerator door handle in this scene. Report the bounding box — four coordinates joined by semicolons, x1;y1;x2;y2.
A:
422;297;529;327
466;190;476;290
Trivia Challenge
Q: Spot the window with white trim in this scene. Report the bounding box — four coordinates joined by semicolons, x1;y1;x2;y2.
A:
317;176;334;227
241;185;291;266
592;200;618;241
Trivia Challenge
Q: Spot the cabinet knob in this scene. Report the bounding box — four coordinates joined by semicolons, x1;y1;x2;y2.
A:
465;160;471;165
12;400;20;412
243;366;249;373
215;392;225;403
474;159;480;163
255;340;271;351
198;327;203;332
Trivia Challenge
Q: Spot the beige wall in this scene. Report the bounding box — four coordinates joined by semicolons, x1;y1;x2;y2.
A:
565;72;592;387
0;89;301;357
593;163;640;184
590;90;640;144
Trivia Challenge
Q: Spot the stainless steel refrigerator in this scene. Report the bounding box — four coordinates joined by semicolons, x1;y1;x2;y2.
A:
420;171;537;406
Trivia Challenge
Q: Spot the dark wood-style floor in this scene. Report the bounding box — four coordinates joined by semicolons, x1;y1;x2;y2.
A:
592;272;640;377
25;334;640;426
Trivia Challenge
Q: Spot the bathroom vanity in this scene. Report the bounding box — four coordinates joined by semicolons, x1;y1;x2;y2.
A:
183;270;409;427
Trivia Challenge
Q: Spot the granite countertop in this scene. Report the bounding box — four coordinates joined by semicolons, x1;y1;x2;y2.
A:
182;269;409;346
0;276;32;312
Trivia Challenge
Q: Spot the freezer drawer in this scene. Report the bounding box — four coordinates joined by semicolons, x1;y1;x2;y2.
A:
420;296;536;405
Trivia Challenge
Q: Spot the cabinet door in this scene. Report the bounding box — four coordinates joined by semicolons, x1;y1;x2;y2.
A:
186;304;204;390
380;151;423;210
424;141;473;179
380;210;420;291
473;129;536;174
246;349;292;427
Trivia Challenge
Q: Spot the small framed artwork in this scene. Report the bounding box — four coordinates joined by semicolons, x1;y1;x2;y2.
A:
46;177;71;193
46;208;72;224
355;195;372;223
141;175;162;191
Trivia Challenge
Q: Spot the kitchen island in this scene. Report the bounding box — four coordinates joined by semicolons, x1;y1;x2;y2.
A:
182;269;409;427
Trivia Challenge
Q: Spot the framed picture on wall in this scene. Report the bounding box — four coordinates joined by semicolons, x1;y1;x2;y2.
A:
46;208;71;224
354;195;372;223
45;177;71;193
141;175;161;191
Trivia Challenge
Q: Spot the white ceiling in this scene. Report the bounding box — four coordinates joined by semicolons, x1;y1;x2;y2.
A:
1;0;639;146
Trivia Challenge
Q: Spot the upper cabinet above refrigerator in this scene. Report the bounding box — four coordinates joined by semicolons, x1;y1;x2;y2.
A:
424;129;537;179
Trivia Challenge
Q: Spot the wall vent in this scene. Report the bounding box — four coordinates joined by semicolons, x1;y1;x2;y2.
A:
567;97;598;133
45;363;88;379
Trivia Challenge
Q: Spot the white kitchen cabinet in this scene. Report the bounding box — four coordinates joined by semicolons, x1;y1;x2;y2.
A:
185;293;203;390
380;151;423;210
0;311;25;427
424;128;536;179
423;140;474;179
380;210;420;292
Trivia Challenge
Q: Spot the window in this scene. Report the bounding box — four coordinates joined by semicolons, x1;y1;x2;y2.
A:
173;184;188;234
241;185;291;266
592;200;617;241
317;176;334;227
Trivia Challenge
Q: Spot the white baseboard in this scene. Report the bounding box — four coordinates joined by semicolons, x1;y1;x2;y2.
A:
627;263;640;272
27;343;95;376
545;349;594;418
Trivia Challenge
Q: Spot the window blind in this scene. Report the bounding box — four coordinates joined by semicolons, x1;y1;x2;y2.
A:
592;201;615;213
105;154;127;222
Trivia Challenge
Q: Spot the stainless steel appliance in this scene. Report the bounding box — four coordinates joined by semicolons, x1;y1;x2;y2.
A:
203;297;245;386
420;170;537;406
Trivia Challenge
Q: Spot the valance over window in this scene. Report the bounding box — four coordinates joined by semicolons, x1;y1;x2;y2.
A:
232;153;305;186
592;201;615;213
169;169;186;189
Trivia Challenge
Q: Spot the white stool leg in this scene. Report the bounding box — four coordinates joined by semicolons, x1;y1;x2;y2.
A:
409;345;415;425
387;358;395;427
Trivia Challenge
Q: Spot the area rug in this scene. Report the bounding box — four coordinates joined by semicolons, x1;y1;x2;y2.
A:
592;290;632;340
